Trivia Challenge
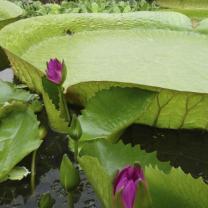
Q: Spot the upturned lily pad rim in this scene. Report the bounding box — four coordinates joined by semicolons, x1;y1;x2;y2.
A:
0;12;208;95
0;0;23;21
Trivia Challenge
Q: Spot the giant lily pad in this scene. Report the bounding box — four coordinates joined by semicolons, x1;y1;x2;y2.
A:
1;13;208;130
158;0;208;20
0;0;23;29
158;0;208;8
79;140;208;208
0;0;23;70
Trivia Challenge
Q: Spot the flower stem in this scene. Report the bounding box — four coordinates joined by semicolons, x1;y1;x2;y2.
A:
74;140;79;163
67;192;74;208
31;150;37;193
59;87;71;123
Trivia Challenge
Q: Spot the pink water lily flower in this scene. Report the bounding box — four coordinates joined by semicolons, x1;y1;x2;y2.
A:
46;58;64;84
113;165;144;208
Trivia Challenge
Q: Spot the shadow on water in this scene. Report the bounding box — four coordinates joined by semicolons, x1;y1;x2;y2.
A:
122;125;208;183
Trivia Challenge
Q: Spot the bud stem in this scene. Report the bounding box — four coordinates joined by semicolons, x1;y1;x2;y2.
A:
58;87;71;123
74;140;79;162
31;150;37;193
67;192;74;208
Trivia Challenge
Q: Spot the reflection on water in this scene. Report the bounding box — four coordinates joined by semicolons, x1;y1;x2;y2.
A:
122;125;208;183
0;68;14;82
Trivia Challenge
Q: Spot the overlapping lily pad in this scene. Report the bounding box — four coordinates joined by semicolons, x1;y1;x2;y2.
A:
0;81;42;182
158;0;208;20
79;140;208;208
0;0;23;29
0;0;23;70
0;12;208;130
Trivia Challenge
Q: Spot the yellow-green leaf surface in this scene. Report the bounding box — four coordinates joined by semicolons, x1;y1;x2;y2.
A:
0;0;23;69
79;88;155;142
0;80;42;113
0;80;37;105
158;0;208;20
0;81;42;181
158;0;208;9
0;0;23;29
0;104;42;181
1;13;208;130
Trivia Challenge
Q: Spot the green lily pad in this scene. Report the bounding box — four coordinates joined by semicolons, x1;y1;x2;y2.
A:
158;0;208;20
0;103;42;181
0;81;42;182
79;87;155;142
79;140;208;208
0;166;30;182
1;13;208;130
0;80;42;112
0;0;23;29
0;0;23;70
158;0;208;9
0;80;37;105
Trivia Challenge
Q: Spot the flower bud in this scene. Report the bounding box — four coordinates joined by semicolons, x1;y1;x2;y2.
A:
38;192;55;208
68;114;82;141
46;58;66;85
113;164;152;208
60;154;80;192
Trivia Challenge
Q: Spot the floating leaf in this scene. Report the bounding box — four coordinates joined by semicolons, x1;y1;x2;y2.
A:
0;0;23;70
1;13;208;130
0;80;42;113
158;0;208;20
0;80;38;106
79;140;208;208
79;87;155;142
0;103;42;181
0;166;30;182
0;0;23;29
158;0;208;8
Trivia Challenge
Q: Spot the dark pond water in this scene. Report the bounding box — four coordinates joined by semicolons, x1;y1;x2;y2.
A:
1;68;208;207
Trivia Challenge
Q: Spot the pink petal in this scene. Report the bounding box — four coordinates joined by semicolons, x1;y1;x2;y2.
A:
115;176;128;193
46;58;63;84
114;166;130;194
121;180;136;208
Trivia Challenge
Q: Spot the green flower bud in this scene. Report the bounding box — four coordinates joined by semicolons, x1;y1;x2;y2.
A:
38;192;55;208
60;154;80;192
68;114;82;141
